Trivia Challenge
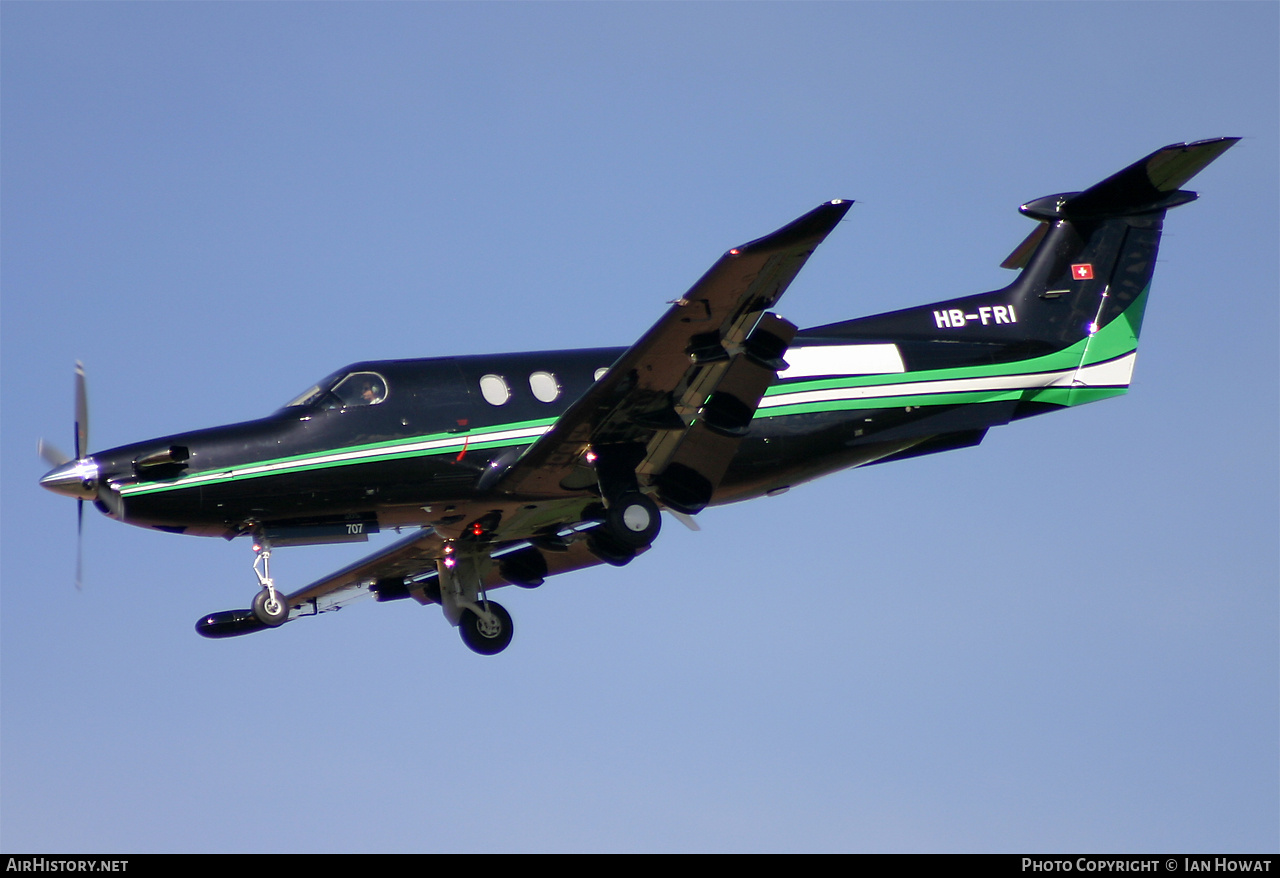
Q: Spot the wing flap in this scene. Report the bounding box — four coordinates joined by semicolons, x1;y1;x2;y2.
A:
645;311;799;512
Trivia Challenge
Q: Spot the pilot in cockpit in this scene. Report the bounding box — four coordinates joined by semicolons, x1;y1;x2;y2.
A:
359;380;384;404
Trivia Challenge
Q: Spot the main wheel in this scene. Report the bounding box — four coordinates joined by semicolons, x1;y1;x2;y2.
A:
459;600;513;655
252;588;290;627
603;492;661;549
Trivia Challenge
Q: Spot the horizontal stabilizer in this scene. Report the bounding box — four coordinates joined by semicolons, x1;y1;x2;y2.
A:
1031;138;1239;219
1001;138;1238;269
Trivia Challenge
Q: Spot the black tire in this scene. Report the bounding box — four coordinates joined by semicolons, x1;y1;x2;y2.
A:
252;588;290;627
459;600;514;655
603;492;661;549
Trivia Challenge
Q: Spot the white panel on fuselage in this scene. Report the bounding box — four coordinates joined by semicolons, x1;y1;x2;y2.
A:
777;344;905;379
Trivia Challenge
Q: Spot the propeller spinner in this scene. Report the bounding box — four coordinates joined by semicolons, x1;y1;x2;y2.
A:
38;362;124;588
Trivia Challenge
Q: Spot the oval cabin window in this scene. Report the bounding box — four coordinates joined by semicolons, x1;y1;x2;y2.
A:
479;374;511;406
529;371;560;403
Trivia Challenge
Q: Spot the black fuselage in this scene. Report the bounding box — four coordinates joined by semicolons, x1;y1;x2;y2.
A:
94;327;1006;540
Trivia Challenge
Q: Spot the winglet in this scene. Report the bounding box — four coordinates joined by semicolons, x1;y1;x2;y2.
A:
735;199;853;255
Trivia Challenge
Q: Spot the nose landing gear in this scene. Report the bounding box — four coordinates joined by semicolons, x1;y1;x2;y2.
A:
250;540;291;627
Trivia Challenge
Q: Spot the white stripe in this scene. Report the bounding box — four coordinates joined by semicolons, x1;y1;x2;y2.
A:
761;352;1136;409
1061;352;1137;387
778;344;905;378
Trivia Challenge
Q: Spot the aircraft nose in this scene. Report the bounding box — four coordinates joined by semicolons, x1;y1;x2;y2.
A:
39;458;100;500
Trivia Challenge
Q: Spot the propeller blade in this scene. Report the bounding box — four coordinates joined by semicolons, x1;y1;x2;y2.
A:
38;438;71;467
664;508;702;532
76;498;84;591
74;361;88;460
42;361;96;590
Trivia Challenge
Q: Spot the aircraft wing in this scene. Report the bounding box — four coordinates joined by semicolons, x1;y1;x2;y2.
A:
495;199;852;513
285;526;445;611
283;522;644;616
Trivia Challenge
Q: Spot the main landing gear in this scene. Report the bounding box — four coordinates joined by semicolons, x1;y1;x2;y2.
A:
605;491;662;547
458;600;514;655
587;490;662;566
437;546;514;655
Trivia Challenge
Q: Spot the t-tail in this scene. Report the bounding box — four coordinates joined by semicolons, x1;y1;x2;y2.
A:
797;138;1238;415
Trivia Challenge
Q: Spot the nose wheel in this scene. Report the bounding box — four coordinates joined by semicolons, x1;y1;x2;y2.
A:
252;587;290;627
459;600;513;655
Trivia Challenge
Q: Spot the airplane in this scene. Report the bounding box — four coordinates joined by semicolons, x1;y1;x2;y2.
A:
38;138;1237;655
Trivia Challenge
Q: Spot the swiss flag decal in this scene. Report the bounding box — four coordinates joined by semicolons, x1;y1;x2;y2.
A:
1072;263;1094;280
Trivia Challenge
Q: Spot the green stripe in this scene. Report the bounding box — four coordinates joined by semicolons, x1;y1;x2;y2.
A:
121;416;557;497
761;388;1029;418
764;287;1147;398
758;383;1130;419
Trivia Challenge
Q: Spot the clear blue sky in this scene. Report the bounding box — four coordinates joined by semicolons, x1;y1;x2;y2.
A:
3;2;1276;852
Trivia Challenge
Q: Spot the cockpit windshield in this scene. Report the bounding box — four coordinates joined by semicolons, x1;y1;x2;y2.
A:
284;384;325;408
282;370;389;410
